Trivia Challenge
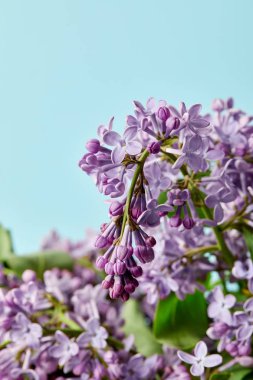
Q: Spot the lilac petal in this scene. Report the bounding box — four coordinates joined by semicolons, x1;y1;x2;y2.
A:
177;351;195;364
190;363;205;376
203;354;222;368
191;118;210;129
156;204;173;213
237;324;253;341
147;199;157;210
205;149;225;160
124;126;138;141
150;161;161;177
168;105;181;118
146;97;156;111
55;331;69;344
188;134;203;151
111;145;125;164
194;341;207;359
208;303;219;318
126;141;142;155
244;297;253;312
220;191;237;203
168;277;179;291
188;104;202;118
146;213;160;227
126;115;139;128
214;203;224;223
213;286;224;302
86;318;100;333
205;195;217;208
187;153;201;172
225;294;236;308
179;102;187;115
137;211;149;225
103;131;122;146
172;155;186;170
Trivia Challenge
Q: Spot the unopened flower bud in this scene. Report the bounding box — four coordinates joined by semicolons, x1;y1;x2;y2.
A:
85;139;100;153
157;106;170;121
147;141;161;154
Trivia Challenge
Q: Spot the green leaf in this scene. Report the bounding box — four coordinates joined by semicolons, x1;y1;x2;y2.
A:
158;191;167;204
210;374;230;380
242;225;253;259
122;299;162;357
229;367;253;380
153;291;208;349
6;251;74;279
216;365;253;380
0;224;14;260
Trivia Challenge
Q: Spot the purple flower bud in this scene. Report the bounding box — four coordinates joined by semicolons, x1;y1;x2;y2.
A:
129;265;143;277
109;201;124;216
121;291;130;302
85;139;100;153
124;283;135;293
134;246;154;263
95;235;108;248
166;117;180;133
114;259;126;275
147;141;161;154
170;215;182;227
111;281;124;298
145;236;156;247
105;261;115;275
96;256;107;269
22;270;36;282
212;99;225;112
226;97;234;109
183;216;195;229
116;245;133;260
102;275;114;289
157;106;170;121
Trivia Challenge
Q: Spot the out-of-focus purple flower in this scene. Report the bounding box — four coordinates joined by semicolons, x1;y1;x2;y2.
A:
11;281;51;314
11;313;42;348
178;341;222;376
49;331;79;368
232;258;253;280
77;318;108;349
207;287;236;324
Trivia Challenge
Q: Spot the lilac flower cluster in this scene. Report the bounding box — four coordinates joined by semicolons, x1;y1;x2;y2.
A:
0;232;194;380
1;96;253;379
79;97;253;301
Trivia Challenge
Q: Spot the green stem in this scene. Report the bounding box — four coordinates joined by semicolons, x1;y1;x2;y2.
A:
120;149;149;239
184;244;219;258
220;200;248;231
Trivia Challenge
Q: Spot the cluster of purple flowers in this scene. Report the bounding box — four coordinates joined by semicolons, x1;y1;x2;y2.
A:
1;96;253;379
0;231;195;380
79;97;253;300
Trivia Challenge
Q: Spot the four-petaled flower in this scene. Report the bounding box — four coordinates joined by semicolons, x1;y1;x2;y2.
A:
103;128;142;164
177;341;222;376
77;318;108;349
207;286;236;324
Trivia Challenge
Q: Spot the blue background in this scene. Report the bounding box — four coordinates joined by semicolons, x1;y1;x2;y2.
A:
0;0;252;253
